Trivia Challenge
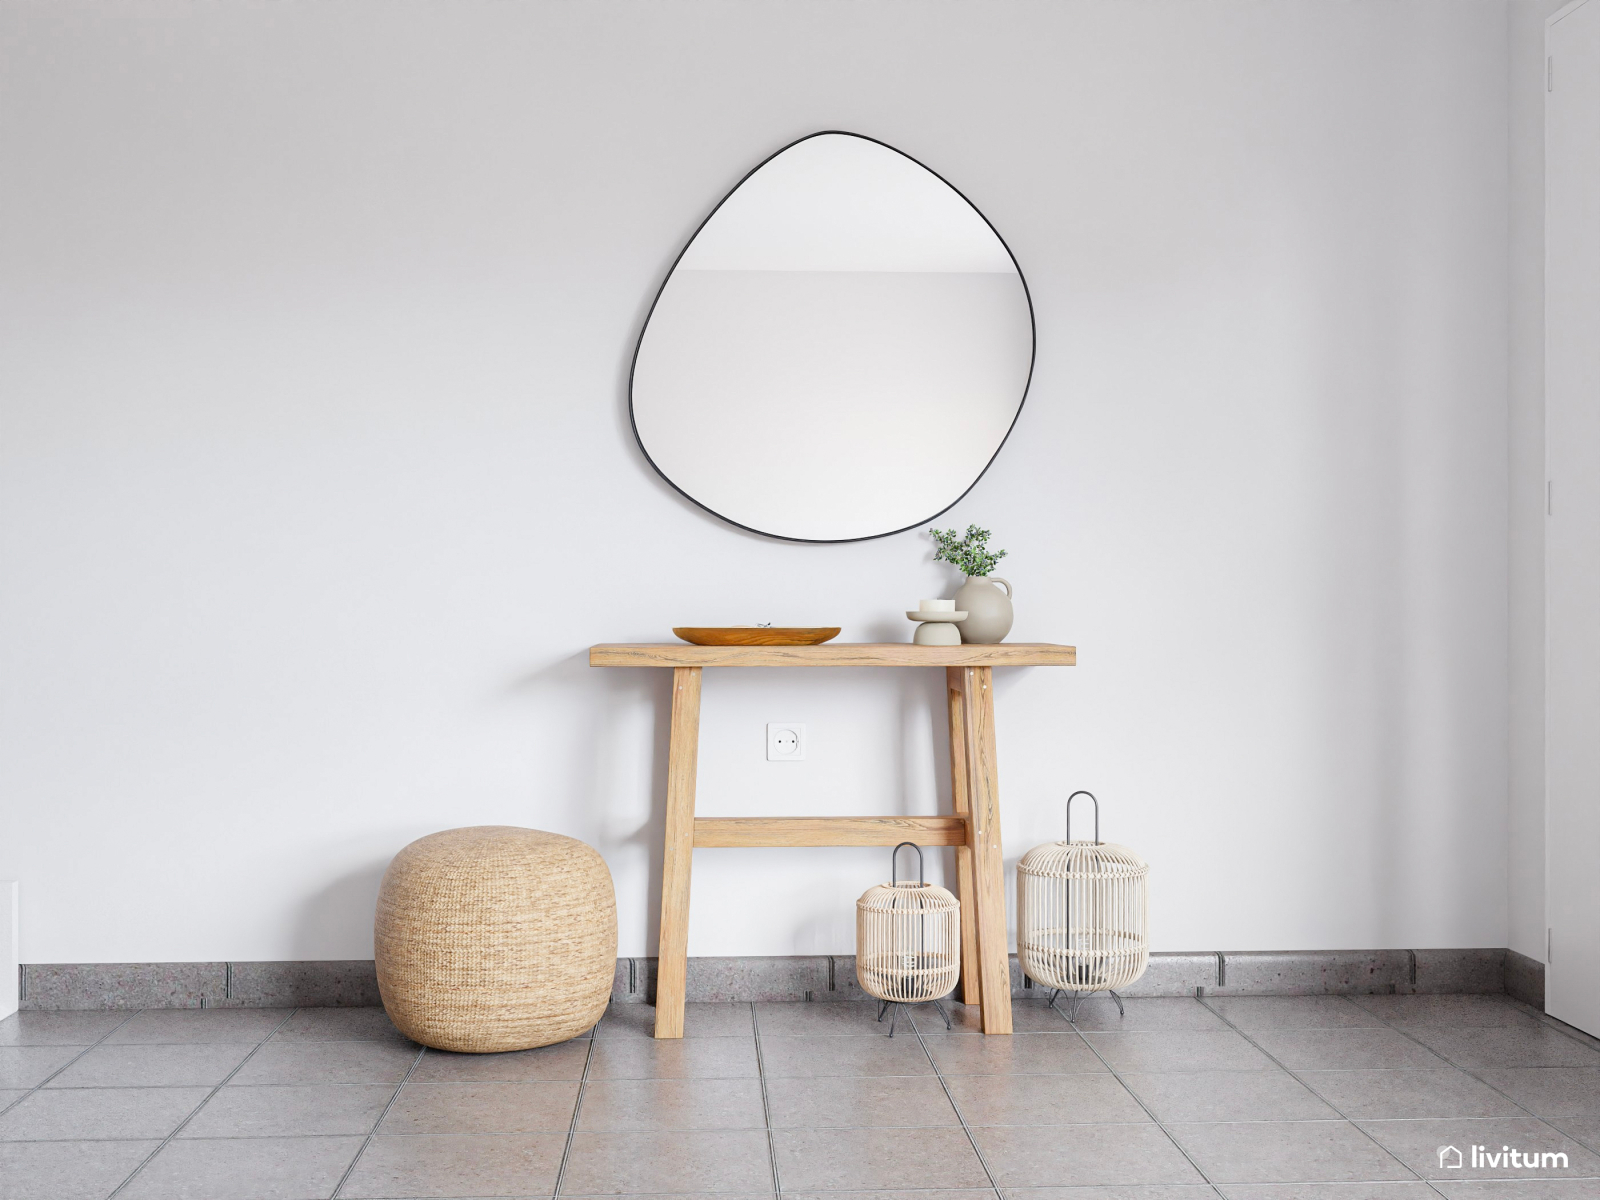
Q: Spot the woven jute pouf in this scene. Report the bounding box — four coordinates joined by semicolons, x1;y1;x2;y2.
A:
374;825;616;1053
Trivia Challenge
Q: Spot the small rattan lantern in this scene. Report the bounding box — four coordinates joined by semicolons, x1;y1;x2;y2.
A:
855;842;960;1035
1017;791;1149;1019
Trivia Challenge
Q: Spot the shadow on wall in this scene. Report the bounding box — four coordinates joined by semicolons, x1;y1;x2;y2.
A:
512;649;675;953
285;642;1005;959
291;857;390;960
625;660;672;958
283;650;669;963
279;624;1014;962
506;645;962;957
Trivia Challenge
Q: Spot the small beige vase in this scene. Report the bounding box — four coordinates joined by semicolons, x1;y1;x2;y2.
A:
953;576;1014;644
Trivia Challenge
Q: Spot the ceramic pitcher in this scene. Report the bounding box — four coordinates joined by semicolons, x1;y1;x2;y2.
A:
953;576;1014;644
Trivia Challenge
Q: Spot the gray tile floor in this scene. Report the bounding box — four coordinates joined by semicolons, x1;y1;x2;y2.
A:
1;992;1598;1199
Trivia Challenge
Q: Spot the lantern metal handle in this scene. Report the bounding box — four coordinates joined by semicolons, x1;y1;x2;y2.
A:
1065;790;1100;845
891;841;924;885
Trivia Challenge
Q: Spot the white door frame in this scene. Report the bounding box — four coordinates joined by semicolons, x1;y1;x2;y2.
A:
1545;0;1600;1038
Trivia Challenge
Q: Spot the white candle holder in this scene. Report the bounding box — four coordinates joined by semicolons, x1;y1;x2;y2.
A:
906;599;967;646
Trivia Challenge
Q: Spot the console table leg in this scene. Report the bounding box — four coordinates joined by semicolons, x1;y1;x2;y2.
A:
655;666;702;1039
957;665;1013;1034
946;669;982;1007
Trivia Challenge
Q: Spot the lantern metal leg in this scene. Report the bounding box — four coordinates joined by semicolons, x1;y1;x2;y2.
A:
876;999;902;1037
1048;988;1127;1022
872;998;949;1036
1046;987;1074;1021
1048;989;1085;1021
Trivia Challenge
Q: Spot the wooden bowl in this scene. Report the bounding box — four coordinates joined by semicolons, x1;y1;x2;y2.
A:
673;627;841;646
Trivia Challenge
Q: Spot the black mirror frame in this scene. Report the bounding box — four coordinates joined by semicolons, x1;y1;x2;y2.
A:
627;129;1037;545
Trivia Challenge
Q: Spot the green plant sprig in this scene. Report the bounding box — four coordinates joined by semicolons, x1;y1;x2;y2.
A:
928;525;1007;578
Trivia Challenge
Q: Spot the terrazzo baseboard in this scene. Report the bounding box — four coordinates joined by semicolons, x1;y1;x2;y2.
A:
1210;948;1508;997
17;960;383;1010
1504;947;1546;1008
19;946;1541;1010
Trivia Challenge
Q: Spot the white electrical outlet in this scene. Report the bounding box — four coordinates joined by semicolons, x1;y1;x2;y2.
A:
766;723;806;761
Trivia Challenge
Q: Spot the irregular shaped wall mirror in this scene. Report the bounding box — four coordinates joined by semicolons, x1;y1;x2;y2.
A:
630;132;1035;542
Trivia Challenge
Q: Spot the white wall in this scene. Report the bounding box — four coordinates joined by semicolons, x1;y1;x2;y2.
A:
0;0;1512;964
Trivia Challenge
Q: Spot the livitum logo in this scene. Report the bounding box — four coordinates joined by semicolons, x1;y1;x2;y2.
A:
1437;1144;1571;1170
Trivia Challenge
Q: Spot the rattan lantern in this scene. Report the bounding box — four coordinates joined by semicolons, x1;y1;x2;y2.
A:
1017;791;1149;1019
855;842;961;1034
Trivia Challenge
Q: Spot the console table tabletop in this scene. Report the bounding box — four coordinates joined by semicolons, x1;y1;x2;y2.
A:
591;640;1076;1037
590;642;1075;668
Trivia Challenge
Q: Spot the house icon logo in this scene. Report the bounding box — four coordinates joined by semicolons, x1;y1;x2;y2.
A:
1438;1145;1463;1169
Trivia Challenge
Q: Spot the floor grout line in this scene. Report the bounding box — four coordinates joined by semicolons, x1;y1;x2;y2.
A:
1054;998;1226;1198
4;995;1595;1195
908;1002;1006;1200
107;1005;302;1198
0;1008;144;1121
1523;1004;1600;1053
4;1114;1599;1145
1356;993;1600;1165
328;1032;427;1200
550;1020;598;1199
750;1000;783;1198
1195;994;1449;1198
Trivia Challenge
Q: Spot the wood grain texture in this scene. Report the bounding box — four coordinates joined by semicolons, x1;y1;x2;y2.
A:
654;667;701;1040
693;816;967;848
955;665;1013;1034
947;668;981;1007
672;627;840;646
590;643;1075;669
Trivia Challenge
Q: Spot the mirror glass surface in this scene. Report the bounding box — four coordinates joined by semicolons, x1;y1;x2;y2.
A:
631;132;1034;542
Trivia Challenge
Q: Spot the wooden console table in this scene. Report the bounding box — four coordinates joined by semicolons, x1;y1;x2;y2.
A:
589;642;1076;1037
